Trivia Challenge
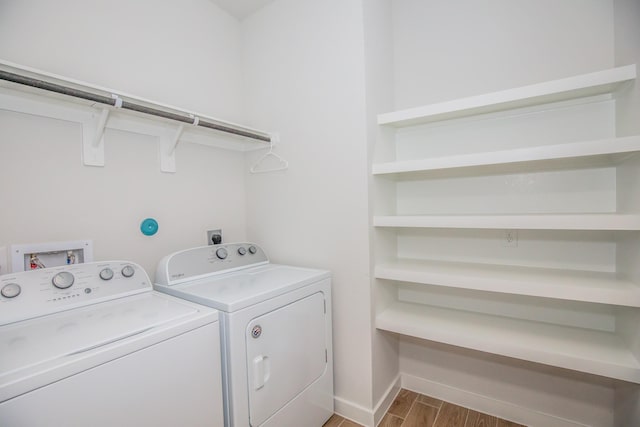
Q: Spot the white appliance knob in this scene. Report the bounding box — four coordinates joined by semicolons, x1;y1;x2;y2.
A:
216;248;228;260
248;245;257;254
121;265;135;278
99;268;114;281
52;272;75;289
1;283;21;298
238;247;247;256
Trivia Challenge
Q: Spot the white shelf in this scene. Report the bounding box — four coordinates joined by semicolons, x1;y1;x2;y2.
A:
376;301;640;383
0;59;273;172
373;214;640;230
378;65;636;127
372;136;640;178
376;259;640;307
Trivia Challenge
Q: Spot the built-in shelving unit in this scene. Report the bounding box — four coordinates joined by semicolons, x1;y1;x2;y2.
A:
0;59;273;172
377;64;636;126
372;135;640;178
377;301;640;384
373;213;640;230
375;259;640;307
372;65;640;383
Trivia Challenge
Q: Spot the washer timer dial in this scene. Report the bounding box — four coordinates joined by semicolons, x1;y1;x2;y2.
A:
121;265;135;278
1;283;21;298
99;268;114;281
52;272;75;289
216;248;228;260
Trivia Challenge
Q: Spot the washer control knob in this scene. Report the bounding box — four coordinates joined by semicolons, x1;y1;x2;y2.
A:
121;265;135;278
238;247;247;256
99;268;114;281
248;245;257;254
1;283;21;298
216;248;228;260
52;272;75;289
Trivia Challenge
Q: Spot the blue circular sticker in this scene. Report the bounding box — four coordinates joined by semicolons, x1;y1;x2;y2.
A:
140;218;159;236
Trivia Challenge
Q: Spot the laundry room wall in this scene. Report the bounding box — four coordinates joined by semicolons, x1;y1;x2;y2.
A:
392;0;614;111
240;0;374;422
0;0;249;277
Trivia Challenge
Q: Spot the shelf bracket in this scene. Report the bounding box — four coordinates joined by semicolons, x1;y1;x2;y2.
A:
81;95;122;167
159;124;185;173
82;108;109;167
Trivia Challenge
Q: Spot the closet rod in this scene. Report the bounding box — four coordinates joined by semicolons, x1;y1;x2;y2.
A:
0;69;271;143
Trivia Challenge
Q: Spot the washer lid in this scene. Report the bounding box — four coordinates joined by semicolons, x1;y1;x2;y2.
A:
161;264;330;312
0;292;216;390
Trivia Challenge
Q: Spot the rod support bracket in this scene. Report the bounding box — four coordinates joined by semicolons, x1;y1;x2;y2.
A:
159;124;185;173
82;108;110;167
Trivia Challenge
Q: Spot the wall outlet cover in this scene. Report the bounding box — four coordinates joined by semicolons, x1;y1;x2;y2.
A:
207;229;223;245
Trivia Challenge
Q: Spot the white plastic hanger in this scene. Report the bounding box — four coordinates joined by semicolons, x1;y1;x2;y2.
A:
250;134;289;174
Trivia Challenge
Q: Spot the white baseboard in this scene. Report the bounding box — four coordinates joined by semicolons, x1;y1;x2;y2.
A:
373;375;402;426
333;395;374;427
401;374;589;427
333;375;401;427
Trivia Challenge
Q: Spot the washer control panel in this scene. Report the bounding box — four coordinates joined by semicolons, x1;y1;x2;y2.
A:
0;261;151;325
156;242;268;286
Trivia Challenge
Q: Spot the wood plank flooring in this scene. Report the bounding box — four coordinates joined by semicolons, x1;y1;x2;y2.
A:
323;389;527;427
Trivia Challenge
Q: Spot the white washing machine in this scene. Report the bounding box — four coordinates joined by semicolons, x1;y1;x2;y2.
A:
0;261;224;427
154;243;333;427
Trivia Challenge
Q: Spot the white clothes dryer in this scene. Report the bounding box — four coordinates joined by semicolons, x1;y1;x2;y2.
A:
0;261;224;427
154;243;333;427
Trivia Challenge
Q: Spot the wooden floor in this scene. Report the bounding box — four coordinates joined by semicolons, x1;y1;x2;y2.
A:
324;389;526;427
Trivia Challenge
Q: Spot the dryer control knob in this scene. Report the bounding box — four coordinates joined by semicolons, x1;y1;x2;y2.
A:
216;248;228;260
52;272;75;289
237;247;247;256
121;265;135;278
1;283;21;298
248;245;257;254
99;268;114;281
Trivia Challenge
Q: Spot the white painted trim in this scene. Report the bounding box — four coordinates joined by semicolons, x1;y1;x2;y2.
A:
373;375;402;426
333;395;375;427
401;373;590;427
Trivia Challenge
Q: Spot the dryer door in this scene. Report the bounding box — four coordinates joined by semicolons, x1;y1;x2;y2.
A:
245;291;327;427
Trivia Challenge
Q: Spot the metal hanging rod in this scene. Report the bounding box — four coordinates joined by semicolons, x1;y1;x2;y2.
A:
0;68;271;143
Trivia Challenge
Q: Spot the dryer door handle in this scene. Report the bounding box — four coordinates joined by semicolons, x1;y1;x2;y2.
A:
252;355;271;390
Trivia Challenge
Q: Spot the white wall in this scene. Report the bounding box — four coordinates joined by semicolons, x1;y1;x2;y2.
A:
362;0;401;419
241;0;373;421
613;0;640;424
392;0;614;109
0;0;242;120
614;0;640;138
0;0;248;277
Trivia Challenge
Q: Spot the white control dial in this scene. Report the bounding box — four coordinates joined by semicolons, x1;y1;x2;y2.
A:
99;267;114;280
237;247;247;256
1;283;21;298
216;248;228;260
121;265;135;278
248;245;257;254
52;272;75;289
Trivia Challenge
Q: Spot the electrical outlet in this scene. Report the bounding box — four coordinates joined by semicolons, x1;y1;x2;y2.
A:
207;229;223;245
502;230;518;247
0;246;8;275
